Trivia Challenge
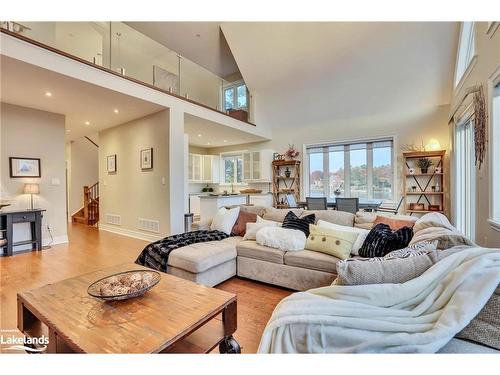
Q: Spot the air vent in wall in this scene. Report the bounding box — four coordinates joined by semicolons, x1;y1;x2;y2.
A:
137;218;160;233
105;214;121;226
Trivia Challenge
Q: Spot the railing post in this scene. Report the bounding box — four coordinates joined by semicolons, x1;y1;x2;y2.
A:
83;186;89;225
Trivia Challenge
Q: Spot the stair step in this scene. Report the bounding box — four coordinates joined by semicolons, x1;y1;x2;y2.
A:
73;216;86;224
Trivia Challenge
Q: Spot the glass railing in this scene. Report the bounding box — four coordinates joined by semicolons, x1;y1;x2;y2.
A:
1;21;242;115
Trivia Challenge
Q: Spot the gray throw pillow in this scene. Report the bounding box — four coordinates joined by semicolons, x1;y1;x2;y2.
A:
334;241;450;286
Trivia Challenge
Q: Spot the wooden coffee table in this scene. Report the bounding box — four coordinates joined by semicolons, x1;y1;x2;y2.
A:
17;263;240;353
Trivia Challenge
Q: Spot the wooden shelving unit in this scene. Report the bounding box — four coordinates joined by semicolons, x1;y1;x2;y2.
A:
403;150;446;216
272;160;301;208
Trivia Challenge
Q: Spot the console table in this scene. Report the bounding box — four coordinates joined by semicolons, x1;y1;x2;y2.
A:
0;209;45;257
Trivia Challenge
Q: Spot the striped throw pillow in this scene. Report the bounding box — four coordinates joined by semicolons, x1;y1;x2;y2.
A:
358;223;413;258
282;211;315;237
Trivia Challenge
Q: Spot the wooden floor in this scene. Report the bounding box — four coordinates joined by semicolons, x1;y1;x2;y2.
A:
0;224;292;353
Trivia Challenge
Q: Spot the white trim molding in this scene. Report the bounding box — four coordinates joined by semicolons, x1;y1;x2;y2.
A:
488;65;500;230
98;224;162;242
43;235;68;247
454;55;478;95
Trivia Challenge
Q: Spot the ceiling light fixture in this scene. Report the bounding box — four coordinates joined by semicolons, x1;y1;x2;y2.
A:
114;109;119;113
223;140;228;143
45;92;52;97
197;134;202;137
85;121;90;126
207;142;211;145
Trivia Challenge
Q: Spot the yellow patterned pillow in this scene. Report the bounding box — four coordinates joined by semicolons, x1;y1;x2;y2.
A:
305;224;359;260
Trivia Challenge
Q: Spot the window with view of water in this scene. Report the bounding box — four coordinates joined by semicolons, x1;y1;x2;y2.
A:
307;139;393;200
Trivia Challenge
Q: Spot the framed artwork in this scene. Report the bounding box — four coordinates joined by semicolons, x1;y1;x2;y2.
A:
9;157;41;178
141;148;153;170
107;155;117;173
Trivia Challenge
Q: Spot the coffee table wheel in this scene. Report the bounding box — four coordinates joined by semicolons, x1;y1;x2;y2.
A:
219;336;241;354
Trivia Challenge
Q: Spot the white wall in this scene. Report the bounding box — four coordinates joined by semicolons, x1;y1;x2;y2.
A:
66;135;99;218
98;110;171;240
449;22;500;247
0;103;68;246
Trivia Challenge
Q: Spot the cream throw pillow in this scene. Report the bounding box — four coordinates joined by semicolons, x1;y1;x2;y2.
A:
210;207;240;235
305;224;359;260
317;220;369;255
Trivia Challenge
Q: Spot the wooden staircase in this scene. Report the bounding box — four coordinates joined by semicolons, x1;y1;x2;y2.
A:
72;182;99;226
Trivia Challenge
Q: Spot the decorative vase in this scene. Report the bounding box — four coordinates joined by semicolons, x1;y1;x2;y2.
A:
285;167;291;178
421;168;428;174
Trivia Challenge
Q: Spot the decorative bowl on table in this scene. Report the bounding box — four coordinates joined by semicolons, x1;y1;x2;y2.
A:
239;189;263;194
87;270;161;301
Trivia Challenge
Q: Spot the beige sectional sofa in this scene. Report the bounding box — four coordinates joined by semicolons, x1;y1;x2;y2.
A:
166;206;414;290
164;206;498;353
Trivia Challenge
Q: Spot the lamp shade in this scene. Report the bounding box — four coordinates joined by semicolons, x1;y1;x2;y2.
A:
24;183;40;195
426;139;442;151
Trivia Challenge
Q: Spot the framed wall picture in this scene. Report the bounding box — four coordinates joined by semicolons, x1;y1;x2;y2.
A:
141;148;153;170
107;154;117;173
9;157;41;178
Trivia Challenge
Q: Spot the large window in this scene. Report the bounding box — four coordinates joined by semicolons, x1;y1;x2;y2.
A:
307;139;393;200
454;116;476;240
454;22;476;87
491;82;500;225
222;154;243;184
224;82;248;111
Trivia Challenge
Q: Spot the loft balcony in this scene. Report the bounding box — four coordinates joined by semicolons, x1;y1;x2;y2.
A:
0;21;253;126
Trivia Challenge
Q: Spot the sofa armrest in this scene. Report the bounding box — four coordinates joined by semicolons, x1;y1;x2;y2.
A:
192;218;212;231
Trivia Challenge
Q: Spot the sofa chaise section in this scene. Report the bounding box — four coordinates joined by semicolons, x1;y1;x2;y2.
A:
166;236;242;287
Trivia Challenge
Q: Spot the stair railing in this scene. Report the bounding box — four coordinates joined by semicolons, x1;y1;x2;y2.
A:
83;182;99;225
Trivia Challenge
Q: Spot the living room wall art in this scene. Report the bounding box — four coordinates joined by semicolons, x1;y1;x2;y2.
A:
141;148;153;170
9;157;41;178
107;154;117;173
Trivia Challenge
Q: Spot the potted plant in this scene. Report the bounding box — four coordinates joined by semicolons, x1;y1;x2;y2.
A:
285;144;300;160
416;157;433;174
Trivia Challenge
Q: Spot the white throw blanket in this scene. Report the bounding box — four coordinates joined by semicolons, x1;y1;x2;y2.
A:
258;247;500;353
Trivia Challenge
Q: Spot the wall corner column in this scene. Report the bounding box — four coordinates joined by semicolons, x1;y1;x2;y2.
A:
168;108;186;234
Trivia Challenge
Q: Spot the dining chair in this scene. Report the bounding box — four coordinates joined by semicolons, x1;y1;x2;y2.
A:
376;197;404;215
335;198;359;214
306;197;328;210
286;194;299;208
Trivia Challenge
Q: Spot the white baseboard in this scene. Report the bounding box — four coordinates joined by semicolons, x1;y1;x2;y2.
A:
44;235;69;246
98;224;162;242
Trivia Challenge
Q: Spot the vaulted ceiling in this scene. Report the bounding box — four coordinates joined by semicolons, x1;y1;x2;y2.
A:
220;22;459;128
126;22;239;79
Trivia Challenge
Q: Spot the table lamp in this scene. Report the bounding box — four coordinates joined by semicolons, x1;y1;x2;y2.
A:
24;183;40;210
